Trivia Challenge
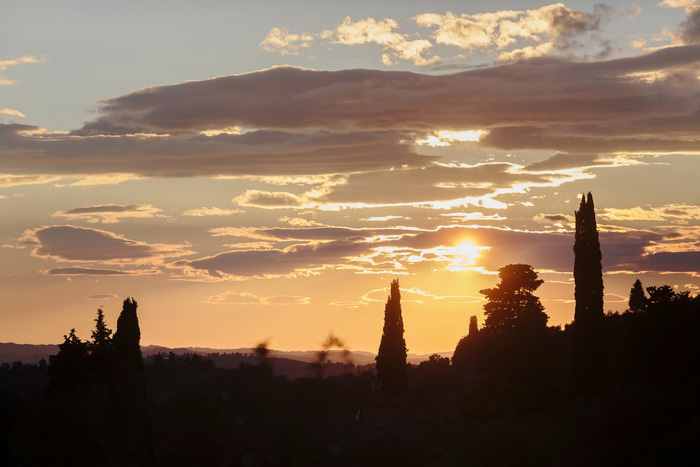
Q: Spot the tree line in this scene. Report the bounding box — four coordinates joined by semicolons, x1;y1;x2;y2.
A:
2;192;699;465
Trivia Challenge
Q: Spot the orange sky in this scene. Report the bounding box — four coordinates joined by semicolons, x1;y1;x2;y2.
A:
2;1;700;353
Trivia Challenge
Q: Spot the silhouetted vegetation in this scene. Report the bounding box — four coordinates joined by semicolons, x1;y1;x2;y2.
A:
376;279;408;397
573;192;607;393
2;193;700;464
455;264;556;417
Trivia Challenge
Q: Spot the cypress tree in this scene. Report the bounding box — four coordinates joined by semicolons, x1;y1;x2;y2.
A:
113;297;143;371
468;315;479;338
453;315;480;375
376;279;408;396
112;297;153;464
573;192;606;392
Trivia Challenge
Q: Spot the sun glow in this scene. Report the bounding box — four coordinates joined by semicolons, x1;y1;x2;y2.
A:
416;129;486;147
453;240;486;264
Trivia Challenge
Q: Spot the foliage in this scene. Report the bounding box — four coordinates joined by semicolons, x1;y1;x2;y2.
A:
628;279;647;313
480;264;548;334
452;315;479;375
376;279;408;397
572;192;606;392
47;329;90;395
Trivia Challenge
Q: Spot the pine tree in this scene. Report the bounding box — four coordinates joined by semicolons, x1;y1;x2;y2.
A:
471;265;553;411
376;279;408;396
480;264;548;334
91;307;112;346
89;307;113;382
628;279;647;313
573;192;607;392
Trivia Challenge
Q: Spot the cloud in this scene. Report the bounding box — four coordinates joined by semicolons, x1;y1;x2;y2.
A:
84;294;119;301
2;44;700;181
0;174;63;188
600;204;700;222
0;55;44;86
317;161;594;208
232;190;308;208
1;123;426;178
206;291;311;305
260;28;315;56
0;108;26;118
19;225;191;264
524;153;621;172
182;207;242;217
277;216;322;227
676;8;700;44
327;16;439;66
533;213;573;226
361;216;409;222
53;204;163;223
45;267;131;275
177;221;700;280
330;285;483;308
416;4;613;61
0;55;43;70
660;1;699;12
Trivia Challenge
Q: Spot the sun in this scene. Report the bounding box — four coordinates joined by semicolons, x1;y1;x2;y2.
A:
453;240;487;265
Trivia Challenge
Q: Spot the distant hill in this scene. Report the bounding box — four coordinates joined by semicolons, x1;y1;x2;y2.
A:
0;343;59;366
1;342;452;367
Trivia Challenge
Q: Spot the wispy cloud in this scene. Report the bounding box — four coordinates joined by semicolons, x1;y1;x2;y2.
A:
0;55;45;85
206;291;311;305
182;207;242;217
84;294;119;301
0;108;26;118
52;204;163;223
19;225;192;265
44;267;158;276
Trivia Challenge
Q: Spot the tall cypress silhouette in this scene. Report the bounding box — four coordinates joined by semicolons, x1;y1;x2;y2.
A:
111;297;153;464
113;298;143;371
376;279;408;396
453;315;479;375
573;192;606;392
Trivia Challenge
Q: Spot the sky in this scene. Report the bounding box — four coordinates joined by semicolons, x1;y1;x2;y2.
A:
2;0;700;354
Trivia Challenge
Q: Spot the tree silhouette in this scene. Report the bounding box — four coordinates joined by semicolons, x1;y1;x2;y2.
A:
572;192;606;392
113;297;143;371
452;315;479;375
628;279;647;313
89;308;113;383
375;279;408;397
47;328;90;395
472;264;553;412
111;298;153;464
91;307;112;346
480;264;548;334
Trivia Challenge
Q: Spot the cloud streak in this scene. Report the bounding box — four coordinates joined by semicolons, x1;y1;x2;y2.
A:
53;204;163;223
19;225;192;264
0;44;698;184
